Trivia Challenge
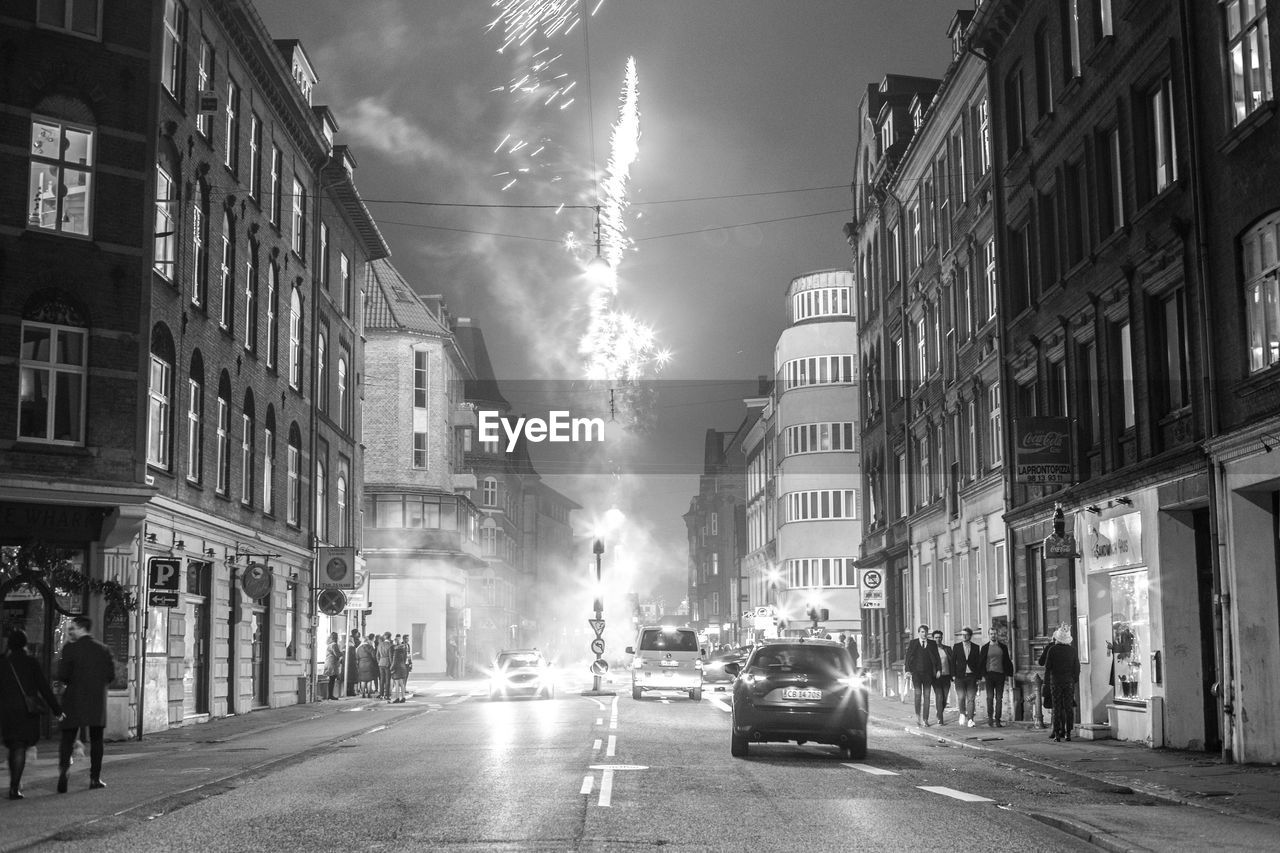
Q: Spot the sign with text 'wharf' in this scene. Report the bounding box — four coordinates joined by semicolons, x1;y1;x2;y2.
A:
1013;417;1073;485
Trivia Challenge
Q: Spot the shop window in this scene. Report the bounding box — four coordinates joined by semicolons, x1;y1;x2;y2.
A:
1108;570;1150;702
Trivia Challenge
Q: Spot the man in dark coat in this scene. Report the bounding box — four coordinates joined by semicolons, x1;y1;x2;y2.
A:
978;625;1015;727
903;625;940;727
57;615;115;792
950;627;982;727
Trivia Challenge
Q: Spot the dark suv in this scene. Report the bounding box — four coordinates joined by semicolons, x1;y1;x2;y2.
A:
724;638;868;759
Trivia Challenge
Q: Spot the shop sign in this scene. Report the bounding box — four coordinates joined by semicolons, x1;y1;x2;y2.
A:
1085;512;1143;572
1013;417;1073;484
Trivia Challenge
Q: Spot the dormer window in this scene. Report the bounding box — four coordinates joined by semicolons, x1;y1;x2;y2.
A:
293;61;313;105
880;114;894;154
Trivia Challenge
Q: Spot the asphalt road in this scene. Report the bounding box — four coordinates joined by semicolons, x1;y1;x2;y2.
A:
17;680;1114;852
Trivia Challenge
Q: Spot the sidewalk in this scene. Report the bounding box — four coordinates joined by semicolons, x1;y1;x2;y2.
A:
870;693;1280;844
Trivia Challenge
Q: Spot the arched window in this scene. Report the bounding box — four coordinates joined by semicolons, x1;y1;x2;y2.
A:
19;293;89;445
315;456;328;543
336;459;349;546
288;286;302;389
316;330;328;413
191;181;209;308
215;372;231;495
265;261;279;368
482;477;498;506
219;211;234;329
337;354;348;430
29;105;95;237
263;406;276;514
243;239;258;352
240;390;255;505
186;351;204;482
287;423;302;526
147;325;176;468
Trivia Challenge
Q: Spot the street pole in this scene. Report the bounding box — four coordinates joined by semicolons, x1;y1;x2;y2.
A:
592;539;604;693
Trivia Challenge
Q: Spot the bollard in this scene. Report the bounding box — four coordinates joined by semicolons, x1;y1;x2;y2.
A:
1030;673;1047;729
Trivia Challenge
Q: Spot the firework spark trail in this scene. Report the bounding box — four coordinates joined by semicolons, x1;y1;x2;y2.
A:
578;57;668;384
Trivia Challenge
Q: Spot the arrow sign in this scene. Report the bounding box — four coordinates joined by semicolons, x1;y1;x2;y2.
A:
588;618;606;637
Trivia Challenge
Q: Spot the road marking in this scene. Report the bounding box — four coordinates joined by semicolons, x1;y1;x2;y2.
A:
580;776;593;795
598;768;614;807
606;735;616;757
918;786;993;802
609;696;619;730
709;696;732;713
447;695;469;705
366;725;387;734
592;739;602;751
844;763;898;775
596;717;604;726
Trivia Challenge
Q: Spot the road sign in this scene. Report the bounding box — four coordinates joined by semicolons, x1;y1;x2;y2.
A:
590;638;606;656
148;557;181;608
317;588;347;616
589;658;609;676
588;618;606;637
148;590;179;607
860;568;885;609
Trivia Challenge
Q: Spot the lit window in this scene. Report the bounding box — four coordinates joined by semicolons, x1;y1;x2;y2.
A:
28;117;94;237
196;39;213;137
1243;211;1280;372
160;0;186;98
154;162;177;281
1119;321;1136;429
1064;0;1081;80
147;355;172;468
1225;0;1273;126
1151;78;1179;194
19;320;87;444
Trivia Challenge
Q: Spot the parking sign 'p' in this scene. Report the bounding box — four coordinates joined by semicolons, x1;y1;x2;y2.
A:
149;557;181;591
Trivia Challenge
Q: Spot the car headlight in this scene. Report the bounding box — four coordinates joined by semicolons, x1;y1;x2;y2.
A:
839;674;866;689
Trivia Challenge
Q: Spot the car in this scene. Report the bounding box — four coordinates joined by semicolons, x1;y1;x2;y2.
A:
724;637;868;759
489;649;555;700
702;646;752;689
626;625;705;701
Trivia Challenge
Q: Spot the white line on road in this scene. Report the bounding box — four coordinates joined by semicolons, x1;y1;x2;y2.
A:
447;695;469;705
844;763;898;775
580;776;593;795
596;717;603;726
592;739;602;751
917;786;994;802
606;735;616;757
366;725;387;734
609;695;619;730
710;696;732;713
598;768;614;807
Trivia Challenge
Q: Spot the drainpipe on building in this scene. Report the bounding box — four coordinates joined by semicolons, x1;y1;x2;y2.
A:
1177;0;1232;763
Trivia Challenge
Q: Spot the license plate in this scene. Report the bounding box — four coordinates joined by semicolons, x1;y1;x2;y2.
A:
783;687;822;700
659;660;679;667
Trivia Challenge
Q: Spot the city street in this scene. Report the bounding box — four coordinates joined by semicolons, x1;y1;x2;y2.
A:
4;673;1279;852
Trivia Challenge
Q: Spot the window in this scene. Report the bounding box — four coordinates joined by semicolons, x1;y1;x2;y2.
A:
191;193;208;308
781;354;856;389
993;540;1007;598
1098;126;1125;236
1065;159;1087;266
224;79;240;173
1004;67;1026;156
784;489;858;522
916;316;927;385
909;201;921;269
481;526;498;556
896;451;909;517
710;512;719;536
337;355;349;430
288;287;302;389
196;39;213;137
1064;0;1082;80
1160;290;1191;412
888;226;901;286
19;320;87;444
291;178;306;257
266;263;279;369
483;477;498;506
1225;0;1273;126
893;336;904;397
285;581;299;660
1038;188;1061;287
1096;0;1114;39
147;355;172;468
1047;356;1069;416
1118;321;1136;429
315;457;327;542
28;117;93;236
316;332;328;414
975;97;991;175
985;239;997;320
1080;340;1101;449
318;223;330;293
413;350;428;467
37;0;102;38
880;113;894;154
262;424;275;514
959;265;973;340
1244;212;1280;371
186;378;202;482
287;429;301;526
1036;27;1055;117
336;459;350;545
339;253;351;315
215;393;230;495
243;244;258;352
160;0;186;99
240;410;254;505
785;557;857;588
219;213;234;329
988;383;1003;465
269;145;282;226
154;162;177;281
1151;78;1179;194
783;422;857;455
248;113;262;198
967;398;978;480
792;286;852;321
919;432;931;505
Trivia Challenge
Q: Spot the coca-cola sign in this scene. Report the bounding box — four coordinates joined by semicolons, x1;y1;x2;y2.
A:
1014;417;1073;484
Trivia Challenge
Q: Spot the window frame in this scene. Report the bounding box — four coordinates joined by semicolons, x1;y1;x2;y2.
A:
1223;0;1274;127
1243;210;1280;373
28;116;95;238
18;320;88;446
147;354;172;469
36;0;103;39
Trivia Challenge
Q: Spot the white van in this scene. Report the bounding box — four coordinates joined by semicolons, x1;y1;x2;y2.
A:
626;625;706;701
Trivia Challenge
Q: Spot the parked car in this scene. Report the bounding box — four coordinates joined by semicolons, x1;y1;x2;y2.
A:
626;625;705;701
489;649;555;700
703;646;752;689
725;637;868;759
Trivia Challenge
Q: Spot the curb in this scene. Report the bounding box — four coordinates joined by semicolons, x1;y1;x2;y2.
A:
1015;810;1152;853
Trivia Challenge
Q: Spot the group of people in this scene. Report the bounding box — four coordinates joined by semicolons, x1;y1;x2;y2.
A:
905;624;1016;728
1;617;116;800
324;630;412;703
905;622;1080;739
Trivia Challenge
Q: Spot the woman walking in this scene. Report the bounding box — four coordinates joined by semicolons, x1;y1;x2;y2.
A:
1041;624;1080;742
355;634;378;698
324;633;342;700
1;629;62;799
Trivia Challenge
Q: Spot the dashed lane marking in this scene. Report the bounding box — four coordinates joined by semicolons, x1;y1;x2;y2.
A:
580;776;593;795
606;735;617;757
918;786;994;802
592;739;602;751
844;763;898;775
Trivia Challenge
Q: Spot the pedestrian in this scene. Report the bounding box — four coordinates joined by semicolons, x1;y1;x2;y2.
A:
951;627;981;728
390;635;409;703
446;636;459;679
56;615;115;793
1;629;62;800
904;625;940;727
930;630;953;725
356;634;378;698
978;625;1014;727
324;632;342;700
345;629;360;697
1040;624;1080;742
377;632;393;700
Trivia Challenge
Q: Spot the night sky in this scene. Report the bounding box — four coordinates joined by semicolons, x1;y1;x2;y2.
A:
254;0;970;604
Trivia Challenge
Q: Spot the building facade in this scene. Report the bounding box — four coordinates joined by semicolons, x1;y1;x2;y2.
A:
684;426;749;648
1;0;385;735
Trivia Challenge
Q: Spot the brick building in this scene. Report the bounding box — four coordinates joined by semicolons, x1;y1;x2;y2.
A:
684;425;749;648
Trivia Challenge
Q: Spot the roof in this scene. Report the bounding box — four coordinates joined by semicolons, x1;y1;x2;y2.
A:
452;320;510;409
363;259;452;337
